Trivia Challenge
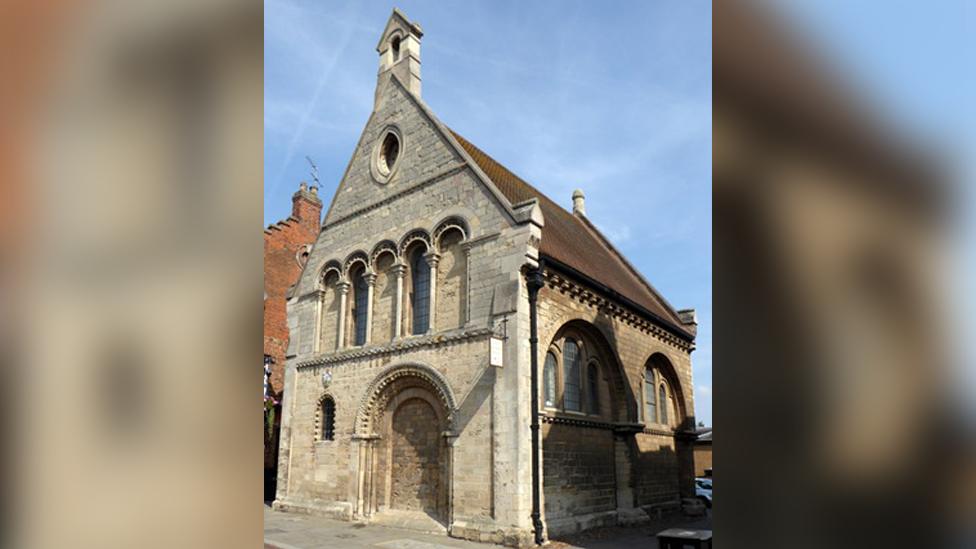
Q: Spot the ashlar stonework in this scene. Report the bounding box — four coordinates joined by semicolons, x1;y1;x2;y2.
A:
274;9;699;548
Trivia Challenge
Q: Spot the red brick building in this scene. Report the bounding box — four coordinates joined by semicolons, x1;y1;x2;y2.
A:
264;182;322;494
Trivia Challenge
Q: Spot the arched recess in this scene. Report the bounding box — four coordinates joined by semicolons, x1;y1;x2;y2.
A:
397;229;432;258
544;319;636;422
540;319;640;534
354;362;457;436
319;269;341;353
370;241;399;342
643;352;689;430
342;251;371;279
432;216;468;247
320;260;342;288
434;223;467;332
353;363;458;524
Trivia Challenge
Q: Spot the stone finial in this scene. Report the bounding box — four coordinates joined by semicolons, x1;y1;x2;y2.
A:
310;185;318;196
572;189;586;216
299;181;308;193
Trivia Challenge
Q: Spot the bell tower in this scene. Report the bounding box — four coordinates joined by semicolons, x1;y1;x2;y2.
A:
376;8;423;105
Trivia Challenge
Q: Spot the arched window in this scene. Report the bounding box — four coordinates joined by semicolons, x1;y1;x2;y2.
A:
543;353;557;408
563;340;581;412
411;248;430;334
645;368;657;423
353;272;368;346
587;363;600;415
391;36;401;62
321;397;335;441
659;384;669;425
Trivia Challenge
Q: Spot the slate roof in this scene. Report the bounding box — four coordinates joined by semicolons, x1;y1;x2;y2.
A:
448;130;693;340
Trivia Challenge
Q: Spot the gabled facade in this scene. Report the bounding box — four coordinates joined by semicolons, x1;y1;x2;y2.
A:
274;10;698;547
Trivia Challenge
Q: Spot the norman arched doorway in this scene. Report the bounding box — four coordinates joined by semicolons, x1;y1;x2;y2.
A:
388;394;445;517
354;363;457;527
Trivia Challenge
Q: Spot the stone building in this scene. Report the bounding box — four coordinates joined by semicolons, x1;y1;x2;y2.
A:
274;9;699;546
264;182;323;497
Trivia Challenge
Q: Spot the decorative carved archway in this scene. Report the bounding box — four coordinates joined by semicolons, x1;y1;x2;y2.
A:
354;362;458;436
353;363;459;525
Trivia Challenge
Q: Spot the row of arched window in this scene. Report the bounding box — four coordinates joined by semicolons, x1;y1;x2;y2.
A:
316;219;467;352
543;336;604;416
644;354;677;428
541;330;680;430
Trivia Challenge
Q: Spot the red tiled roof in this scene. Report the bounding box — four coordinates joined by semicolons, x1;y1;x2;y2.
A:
449;130;692;339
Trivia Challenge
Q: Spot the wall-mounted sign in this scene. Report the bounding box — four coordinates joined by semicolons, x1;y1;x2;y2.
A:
490;337;504;367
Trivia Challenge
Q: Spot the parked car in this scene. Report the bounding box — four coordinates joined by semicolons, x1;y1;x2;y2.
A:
695;477;712;508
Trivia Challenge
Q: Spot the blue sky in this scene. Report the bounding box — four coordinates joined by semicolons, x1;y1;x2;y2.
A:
265;1;713;425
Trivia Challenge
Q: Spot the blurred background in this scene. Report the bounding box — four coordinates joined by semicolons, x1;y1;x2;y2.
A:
714;1;974;548
0;0;972;548
2;0;263;548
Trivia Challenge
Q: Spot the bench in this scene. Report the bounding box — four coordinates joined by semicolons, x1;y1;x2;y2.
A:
656;528;712;549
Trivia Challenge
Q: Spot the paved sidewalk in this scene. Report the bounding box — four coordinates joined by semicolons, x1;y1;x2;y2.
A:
264;505;711;549
547;510;712;549
264;506;505;549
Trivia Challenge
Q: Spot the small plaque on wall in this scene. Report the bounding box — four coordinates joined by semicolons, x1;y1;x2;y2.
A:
490;337;504;367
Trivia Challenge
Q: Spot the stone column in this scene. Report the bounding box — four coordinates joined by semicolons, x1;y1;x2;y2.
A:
313;289;325;353
444;430;459;528
461;243;473;326
424;251;440;334
392;263;407;339
364;271;377;344
336;281;350;349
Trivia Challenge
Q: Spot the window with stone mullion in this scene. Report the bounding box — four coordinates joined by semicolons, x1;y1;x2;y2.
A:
563;340;582;412
645;368;657;423
543;353;557;408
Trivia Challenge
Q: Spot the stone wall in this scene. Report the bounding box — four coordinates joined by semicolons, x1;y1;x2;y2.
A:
534;271;697;515
436;230;466;332
542;423;616;521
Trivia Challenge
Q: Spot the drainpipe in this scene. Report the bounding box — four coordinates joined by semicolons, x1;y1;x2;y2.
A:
525;261;546;545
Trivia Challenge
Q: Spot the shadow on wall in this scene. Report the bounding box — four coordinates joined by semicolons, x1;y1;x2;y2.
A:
542;434;685;536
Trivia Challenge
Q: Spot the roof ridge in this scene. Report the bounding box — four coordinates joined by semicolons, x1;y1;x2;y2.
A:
447;127;691;337
448;130;563;211
574;212;684;323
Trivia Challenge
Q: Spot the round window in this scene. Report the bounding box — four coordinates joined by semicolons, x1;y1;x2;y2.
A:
378;132;400;176
371;127;403;184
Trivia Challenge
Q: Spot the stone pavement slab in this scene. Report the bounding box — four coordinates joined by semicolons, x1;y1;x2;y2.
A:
264;506;506;549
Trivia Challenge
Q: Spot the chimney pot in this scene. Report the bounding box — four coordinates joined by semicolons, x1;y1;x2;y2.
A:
572;189;586;216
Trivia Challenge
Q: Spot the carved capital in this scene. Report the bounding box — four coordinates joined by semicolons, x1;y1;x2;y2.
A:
336;281;351;295
364;271;378;287
424;251;441;268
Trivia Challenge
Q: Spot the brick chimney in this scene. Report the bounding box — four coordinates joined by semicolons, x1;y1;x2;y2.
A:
292;181;323;230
